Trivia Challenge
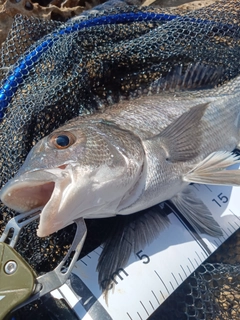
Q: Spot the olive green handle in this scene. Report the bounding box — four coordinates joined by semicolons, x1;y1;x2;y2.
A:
0;243;36;319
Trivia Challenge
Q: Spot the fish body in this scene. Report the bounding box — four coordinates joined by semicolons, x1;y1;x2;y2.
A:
1;75;240;237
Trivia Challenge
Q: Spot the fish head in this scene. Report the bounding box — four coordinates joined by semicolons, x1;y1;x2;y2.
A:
0;119;144;237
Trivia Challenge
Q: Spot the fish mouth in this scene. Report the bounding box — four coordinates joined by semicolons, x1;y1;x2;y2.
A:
0;168;72;237
0;181;55;214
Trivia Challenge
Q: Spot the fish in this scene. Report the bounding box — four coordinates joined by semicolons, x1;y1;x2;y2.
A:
1;70;240;240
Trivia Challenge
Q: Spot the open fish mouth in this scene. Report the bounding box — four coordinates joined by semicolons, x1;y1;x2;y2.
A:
0;180;55;213
0;168;72;237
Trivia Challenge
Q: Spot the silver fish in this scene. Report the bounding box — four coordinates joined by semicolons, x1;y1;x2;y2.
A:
1;74;240;238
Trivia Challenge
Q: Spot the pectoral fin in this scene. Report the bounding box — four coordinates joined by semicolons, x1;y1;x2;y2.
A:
184;151;240;186
155;102;209;162
171;186;222;237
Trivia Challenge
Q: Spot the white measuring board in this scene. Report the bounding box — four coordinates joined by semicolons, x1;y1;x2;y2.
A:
52;169;240;320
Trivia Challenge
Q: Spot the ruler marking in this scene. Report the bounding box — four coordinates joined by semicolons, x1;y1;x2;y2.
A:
228;222;236;232
137;312;143;320
149;300;155;311
229;209;240;220
169;281;174;290
160;290;165;300
93;250;100;256
180;265;188;278
223;229;229;237
194;258;199;266
178;273;184;282
204;185;212;192
228;209;240;227
154;270;170;294
86;254;91;259
218;238;224;246
195;251;203;264
171;272;179;286
151;290;160;305
127;313;133;320
227;227;232;233
187;265;192;274
140;301;149;316
188;257;195;269
80;260;87;266
192;184;199;191
201;252;206;259
234;221;240;228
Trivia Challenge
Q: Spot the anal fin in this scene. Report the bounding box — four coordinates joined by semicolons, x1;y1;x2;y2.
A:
171;186;222;237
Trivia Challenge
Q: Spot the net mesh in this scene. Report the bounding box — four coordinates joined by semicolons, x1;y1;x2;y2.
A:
156;230;240;320
1;0;240;319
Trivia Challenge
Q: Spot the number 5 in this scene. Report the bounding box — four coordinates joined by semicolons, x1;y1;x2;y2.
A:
136;250;150;264
218;193;228;203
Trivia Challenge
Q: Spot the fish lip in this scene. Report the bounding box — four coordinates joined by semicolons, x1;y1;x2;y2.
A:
1;169;58;186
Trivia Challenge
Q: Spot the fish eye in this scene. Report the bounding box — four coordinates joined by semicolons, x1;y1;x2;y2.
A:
49;131;76;149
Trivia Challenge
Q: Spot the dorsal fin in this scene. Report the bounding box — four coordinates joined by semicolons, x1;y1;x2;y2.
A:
149;63;223;93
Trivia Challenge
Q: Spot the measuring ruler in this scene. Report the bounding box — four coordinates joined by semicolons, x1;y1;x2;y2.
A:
51;176;240;320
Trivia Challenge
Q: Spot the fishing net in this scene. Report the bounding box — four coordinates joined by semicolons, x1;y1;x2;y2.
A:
1;0;240;318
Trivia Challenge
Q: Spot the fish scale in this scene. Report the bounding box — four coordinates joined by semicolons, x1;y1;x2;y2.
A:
1;0;240;319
